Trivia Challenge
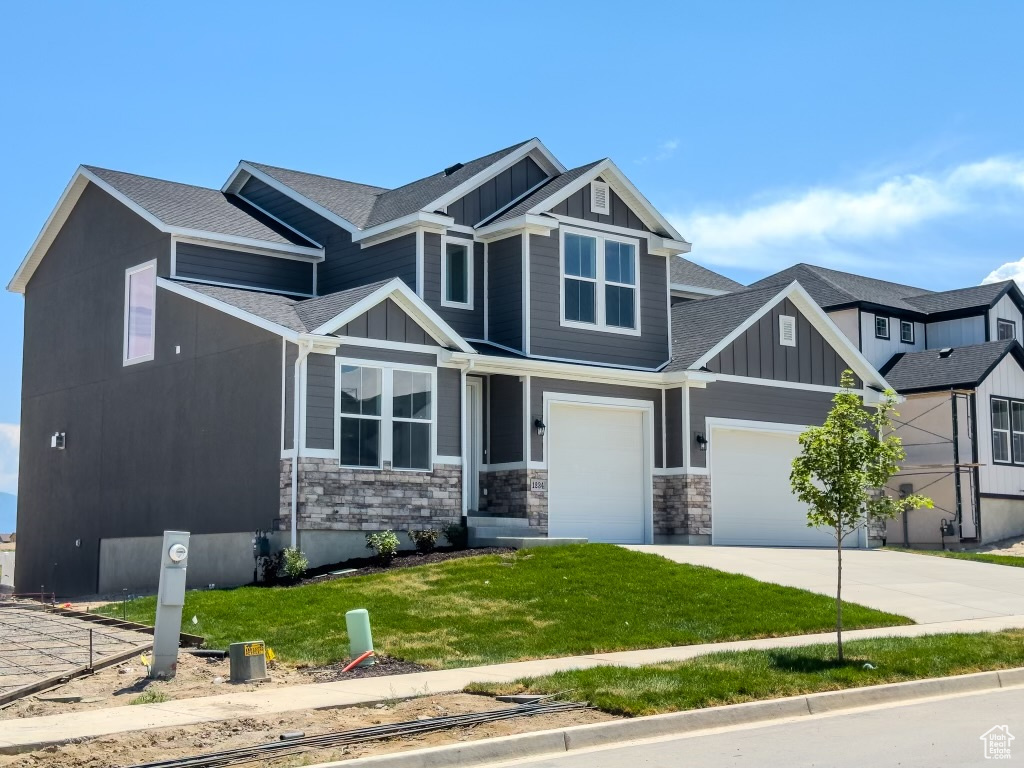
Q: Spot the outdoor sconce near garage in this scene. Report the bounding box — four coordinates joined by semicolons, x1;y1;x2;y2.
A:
694;433;708;452
534;418;546;437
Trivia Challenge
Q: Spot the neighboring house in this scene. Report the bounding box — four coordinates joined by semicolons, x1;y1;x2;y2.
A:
752;263;1024;547
669;257;744;303
8;138;891;596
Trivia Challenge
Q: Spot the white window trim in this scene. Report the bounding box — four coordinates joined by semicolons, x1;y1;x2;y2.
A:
992;396;1012;465
123;260;157;366
779;315;796;347
874;315;890;340
337;358;437;472
590;181;610;216
440;235;474;310
559;225;642;337
899;319;915;344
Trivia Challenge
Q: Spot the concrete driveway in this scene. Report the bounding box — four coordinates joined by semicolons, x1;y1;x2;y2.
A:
628;545;1024;623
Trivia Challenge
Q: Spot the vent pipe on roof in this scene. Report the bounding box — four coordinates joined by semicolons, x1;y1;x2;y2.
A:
939;348;954;358
444;162;464;176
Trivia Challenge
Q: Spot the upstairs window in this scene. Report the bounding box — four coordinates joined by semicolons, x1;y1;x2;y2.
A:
561;228;639;334
442;238;472;309
123;261;156;365
998;319;1016;341
874;315;890;340
900;320;915;344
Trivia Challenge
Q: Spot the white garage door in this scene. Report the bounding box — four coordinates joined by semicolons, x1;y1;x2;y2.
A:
711;426;854;547
548;403;648;543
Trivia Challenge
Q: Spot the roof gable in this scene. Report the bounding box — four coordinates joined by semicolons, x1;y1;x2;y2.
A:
879;339;1024;393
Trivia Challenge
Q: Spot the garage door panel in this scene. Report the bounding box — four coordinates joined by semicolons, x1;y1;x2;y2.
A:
712;427;854;547
548;404;647;544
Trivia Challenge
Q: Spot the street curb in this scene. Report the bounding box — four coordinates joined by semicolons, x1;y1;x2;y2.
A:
306;668;1024;768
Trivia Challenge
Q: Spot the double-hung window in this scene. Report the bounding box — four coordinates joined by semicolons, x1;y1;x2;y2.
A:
124;261;157;365
900;320;915;344
561;228;639;333
339;362;434;471
998;319;1016;341
442;238;472;309
874;315;890;340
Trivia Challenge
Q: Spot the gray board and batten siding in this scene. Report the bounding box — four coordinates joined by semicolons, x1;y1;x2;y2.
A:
447;156;548;227
703;298;862;387
423;233;485;339
529;231;669;368
238;177;417;296
688;382;836;468
337;298;432;345
17;182;284;594
486;235;523;350
550;177;652;233
665;387;684;468
174;241;315;296
488;374;524;464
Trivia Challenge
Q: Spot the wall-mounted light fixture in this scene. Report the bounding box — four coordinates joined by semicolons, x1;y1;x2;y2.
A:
534;418;546;437
50;432;66;450
694;433;708;452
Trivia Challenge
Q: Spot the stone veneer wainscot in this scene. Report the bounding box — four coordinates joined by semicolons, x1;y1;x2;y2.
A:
654;474;712;544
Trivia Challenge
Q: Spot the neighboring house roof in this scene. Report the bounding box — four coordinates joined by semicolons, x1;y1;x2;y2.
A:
901;281;1015;314
878;339;1024;393
84;167;318;248
669;257;743;295
665;284;784;372
750;263;931;311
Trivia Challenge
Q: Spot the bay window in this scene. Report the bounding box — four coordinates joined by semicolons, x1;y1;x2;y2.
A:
561;227;639;333
339;362;434;470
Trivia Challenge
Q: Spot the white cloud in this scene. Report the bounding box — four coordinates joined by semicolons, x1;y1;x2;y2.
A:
636;138;680;165
670;157;1024;270
0;424;18;496
983;258;1024;286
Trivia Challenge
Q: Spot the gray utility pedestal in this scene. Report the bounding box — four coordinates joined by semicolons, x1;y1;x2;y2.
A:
229;640;270;682
150;531;190;679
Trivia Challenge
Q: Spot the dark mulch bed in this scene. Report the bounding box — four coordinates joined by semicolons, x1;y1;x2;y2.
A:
305;654;432;681
280;547;515;587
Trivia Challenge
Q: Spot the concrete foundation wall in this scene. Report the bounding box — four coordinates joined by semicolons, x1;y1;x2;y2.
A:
98;532;257;594
296;530;418;569
885;473;958;547
980;497;1024;544
0;551;14;590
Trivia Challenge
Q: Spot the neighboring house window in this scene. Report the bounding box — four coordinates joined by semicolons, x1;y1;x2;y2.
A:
339;362;434;471
442;238;472;309
998;319;1016;341
561;228;639;333
900;320;915;344
874;315;890;340
1013;401;1024;463
990;397;1024;464
340;365;383;468
779;315;796;347
123;261;156;365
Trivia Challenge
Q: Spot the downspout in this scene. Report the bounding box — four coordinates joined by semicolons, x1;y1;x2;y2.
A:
461;359;474;517
291;340;313;550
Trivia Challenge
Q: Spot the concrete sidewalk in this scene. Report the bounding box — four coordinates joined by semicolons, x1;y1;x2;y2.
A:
4;613;1024;754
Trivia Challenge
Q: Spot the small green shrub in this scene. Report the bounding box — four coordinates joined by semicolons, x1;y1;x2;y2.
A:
130;689;169;705
443;521;468;550
366;530;401;563
408;529;440;554
280;547;309;579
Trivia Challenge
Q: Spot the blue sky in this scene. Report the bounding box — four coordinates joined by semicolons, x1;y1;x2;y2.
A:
2;0;1024;493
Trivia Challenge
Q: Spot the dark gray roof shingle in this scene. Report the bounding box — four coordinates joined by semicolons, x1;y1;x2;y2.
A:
902;281;1013;314
244;162;387;229
665;284;788;372
487;161;602;225
749;263;931;311
879;340;1020;392
293;280;393;331
85;166;316;247
670;257;744;293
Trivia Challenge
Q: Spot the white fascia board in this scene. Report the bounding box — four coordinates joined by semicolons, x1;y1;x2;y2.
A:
474;214;558;242
157;277;301;341
309;277;476;353
355;212;452;245
670;283;732;297
649;235;692;256
690;280;893;392
526;159;688;243
424;139;567;214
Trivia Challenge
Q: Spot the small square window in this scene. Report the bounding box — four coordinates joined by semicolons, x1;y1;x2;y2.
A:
874;316;890;340
900;320;915;344
998;319;1016;341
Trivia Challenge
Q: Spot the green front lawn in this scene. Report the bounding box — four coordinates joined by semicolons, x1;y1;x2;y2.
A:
467;630;1024;716
888;547;1024;568
98;544;909;668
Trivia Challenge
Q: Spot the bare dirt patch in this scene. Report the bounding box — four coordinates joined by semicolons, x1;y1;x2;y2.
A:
966;534;1024;557
0;693;612;768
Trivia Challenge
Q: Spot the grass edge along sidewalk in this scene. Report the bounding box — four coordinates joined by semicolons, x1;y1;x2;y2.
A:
96;544;911;668
886;547;1024;568
466;629;1024;716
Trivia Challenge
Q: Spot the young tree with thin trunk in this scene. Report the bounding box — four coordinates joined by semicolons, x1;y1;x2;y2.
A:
790;370;932;661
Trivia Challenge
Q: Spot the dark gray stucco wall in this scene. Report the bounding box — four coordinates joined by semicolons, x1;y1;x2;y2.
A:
447;157;547;226
237;178;417;296
706;298;861;387
423;233;484;339
338;298;430;344
688;381;835;467
174;242;314;296
487;235;523;350
488;374;523;463
549;178;651;232
437;367;461;457
665;387;683;467
529;378;663;467
17;183;284;596
306;353;335;450
529;230;669;368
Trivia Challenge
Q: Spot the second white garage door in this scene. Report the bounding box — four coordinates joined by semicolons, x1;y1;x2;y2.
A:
547;403;649;543
711;425;855;547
